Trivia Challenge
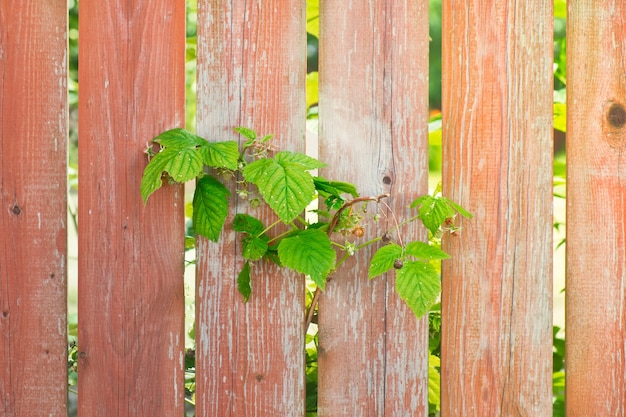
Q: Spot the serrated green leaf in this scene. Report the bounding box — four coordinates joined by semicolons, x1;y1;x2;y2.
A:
410;194;430;209
243;154;319;222
314;176;359;198
193;176;230;242
141;158;168;203
233;213;265;235
242;235;269;261
396;261;440;318
441;197;473;219
411;195;455;235
323;195;345;211
141;147;204;203
368;244;403;279
264;246;282;267
428;355;441;411
160;148;204;182
234;126;256;140
153;128;208;149
277;229;335;289
411;193;472;235
275;151;326;170
238;261;252;302
404;241;450;261
200;141;239;170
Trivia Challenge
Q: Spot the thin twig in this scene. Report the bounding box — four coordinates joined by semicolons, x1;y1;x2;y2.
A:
305;288;321;330
379;198;403;247
327;194;389;235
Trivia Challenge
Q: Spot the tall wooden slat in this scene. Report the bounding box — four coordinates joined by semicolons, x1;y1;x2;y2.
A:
0;2;68;415
441;1;553;415
195;1;306;415
566;2;626;414
77;0;186;414
317;1;430;415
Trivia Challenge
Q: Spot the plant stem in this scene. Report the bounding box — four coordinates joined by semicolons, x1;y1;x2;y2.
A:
379;199;403;247
259;219;282;238
266;227;295;244
354;236;382;250
327;194;389;234
305;288;321;331
330;241;345;249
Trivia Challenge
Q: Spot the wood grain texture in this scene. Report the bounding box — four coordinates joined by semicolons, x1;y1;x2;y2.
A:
77;0;186;415
440;1;553;416
195;1;306;416
317;1;430;415
0;2;68;415
566;1;626;415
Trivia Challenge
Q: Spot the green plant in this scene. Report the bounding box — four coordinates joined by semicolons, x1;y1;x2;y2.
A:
141;127;471;319
141;127;470;415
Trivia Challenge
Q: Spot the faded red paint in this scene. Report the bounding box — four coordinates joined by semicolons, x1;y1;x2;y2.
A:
0;1;68;415
567;1;626;415
441;1;554;416
77;0;187;415
195;0;307;416
317;1;430;415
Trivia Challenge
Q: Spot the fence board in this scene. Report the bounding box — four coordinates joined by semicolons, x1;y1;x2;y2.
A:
0;1;68;415
317;1;430;415
77;0;186;415
566;1;626;414
441;1;553;415
195;1;306;415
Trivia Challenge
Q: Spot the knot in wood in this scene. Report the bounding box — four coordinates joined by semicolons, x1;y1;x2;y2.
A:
608;103;626;128
602;99;626;148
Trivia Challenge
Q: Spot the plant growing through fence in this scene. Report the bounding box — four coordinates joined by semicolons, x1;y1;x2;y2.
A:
141;127;471;319
141;126;470;414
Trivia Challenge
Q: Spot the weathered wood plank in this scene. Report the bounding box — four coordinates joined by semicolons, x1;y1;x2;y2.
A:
566;1;626;415
195;0;306;415
440;1;553;415
440;1;554;415
77;0;187;415
317;1;430;415
0;2;68;415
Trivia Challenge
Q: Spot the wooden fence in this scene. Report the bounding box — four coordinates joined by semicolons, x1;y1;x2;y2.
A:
0;0;624;416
